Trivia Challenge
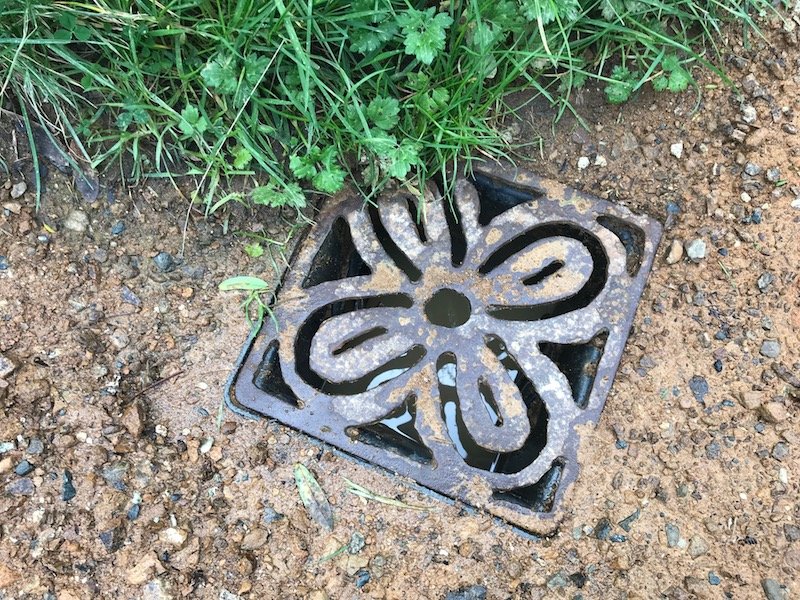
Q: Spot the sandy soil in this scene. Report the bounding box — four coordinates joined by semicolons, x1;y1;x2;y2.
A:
1;15;799;600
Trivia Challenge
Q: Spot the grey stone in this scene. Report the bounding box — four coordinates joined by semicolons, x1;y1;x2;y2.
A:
741;104;757;124
14;460;34;476
153;252;175;272
758;272;775;292
761;579;788;600
760;340;781;359
766;167;782;182
0;353;15;379
784;524;800;542
10;181;27;199
445;585;487;600
666;523;680;548
5;477;34;496
685;239;706;261
744;162;763;176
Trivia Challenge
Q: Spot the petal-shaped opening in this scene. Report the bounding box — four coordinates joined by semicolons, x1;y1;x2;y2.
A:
480;222;608;321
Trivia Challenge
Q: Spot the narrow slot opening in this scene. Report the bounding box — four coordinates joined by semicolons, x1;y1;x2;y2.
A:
522;260;565;287
368;205;422;282
332;327;388;356
405;196;427;243
443;196;467;267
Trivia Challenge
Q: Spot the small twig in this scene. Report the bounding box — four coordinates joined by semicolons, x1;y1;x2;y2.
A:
128;370;184;401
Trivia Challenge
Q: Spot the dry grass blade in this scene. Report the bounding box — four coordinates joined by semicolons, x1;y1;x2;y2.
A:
344;478;433;512
294;463;334;531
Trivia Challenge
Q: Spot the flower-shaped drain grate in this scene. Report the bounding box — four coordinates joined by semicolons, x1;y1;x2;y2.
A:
228;166;661;533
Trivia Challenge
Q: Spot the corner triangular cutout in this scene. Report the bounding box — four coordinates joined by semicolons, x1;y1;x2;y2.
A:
348;396;433;465
492;458;565;513
252;340;301;407
539;330;609;409
302;217;371;289
597;215;646;276
470;171;544;226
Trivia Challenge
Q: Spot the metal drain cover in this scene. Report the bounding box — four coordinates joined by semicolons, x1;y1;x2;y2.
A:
228;166;661;533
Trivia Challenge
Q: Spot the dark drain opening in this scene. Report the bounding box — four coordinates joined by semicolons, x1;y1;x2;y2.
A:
437;341;548;475
252;340;301;407
492;458;565;513
348;395;434;465
424;288;471;328
597;215;645;276
471;171;545;225
539;330;609;409
303;217;371;288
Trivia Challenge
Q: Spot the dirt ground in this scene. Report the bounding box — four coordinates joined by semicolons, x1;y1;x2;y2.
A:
1;15;799;600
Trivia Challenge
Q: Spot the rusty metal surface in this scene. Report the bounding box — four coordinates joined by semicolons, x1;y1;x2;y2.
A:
227;165;662;534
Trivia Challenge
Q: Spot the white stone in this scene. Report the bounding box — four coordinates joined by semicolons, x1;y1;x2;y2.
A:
577;156;590;170
670;141;684;159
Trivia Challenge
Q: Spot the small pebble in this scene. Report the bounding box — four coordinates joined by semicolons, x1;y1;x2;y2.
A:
665;523;680;548
354;569;370;589
713;359;723;373
741;104;757;124
153;251;175;272
127;503;141;521
665;240;684;264
708;572;721;585
10;181;27;199
577;156;590;170
445;585;487;600
670;141;684;159
6;477;34;496
791;197;800;210
744;162;762;176
0;255;8;270
593;517;612;540
757;272;775;292
761;579;788;600
348;532;366;554
62;469;77;501
766;167;781;182
760;340;781;359
689;375;709;404
14;460;34;476
688;536;709;558
27;438;44;455
121;286;142;307
64;210;89;233
112;221;126;235
685;239;706;261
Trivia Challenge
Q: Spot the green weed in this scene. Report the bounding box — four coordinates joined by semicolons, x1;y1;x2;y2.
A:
0;1;777;211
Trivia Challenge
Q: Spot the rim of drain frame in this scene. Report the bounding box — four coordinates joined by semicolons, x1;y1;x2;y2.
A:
226;164;662;534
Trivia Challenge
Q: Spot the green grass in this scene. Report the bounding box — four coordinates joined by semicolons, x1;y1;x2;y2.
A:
0;0;776;212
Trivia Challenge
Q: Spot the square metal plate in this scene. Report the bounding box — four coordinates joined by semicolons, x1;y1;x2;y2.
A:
227;166;662;534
